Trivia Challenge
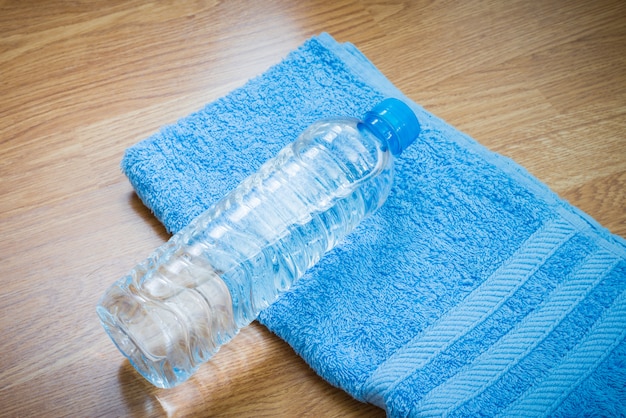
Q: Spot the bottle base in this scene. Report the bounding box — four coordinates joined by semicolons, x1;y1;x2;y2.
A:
97;305;195;389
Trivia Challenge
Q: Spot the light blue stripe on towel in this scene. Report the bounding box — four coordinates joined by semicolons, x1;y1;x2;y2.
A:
409;248;620;417
502;287;626;417
362;217;577;406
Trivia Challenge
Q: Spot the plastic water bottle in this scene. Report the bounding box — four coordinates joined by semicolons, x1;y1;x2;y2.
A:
97;98;420;388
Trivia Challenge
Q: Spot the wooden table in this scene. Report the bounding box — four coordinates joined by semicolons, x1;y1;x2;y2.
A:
2;1;624;416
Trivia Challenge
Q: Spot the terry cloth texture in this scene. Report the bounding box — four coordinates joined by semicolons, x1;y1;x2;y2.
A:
121;33;626;417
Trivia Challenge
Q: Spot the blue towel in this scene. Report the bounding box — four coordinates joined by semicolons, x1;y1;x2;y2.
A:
122;33;626;416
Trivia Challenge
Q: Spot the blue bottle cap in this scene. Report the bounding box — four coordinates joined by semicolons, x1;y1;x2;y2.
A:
363;98;421;155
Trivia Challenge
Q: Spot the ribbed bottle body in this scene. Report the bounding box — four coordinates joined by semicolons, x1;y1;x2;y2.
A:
97;118;394;388
198;118;394;326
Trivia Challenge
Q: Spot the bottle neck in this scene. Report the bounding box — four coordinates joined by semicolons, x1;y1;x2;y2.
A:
362;115;400;156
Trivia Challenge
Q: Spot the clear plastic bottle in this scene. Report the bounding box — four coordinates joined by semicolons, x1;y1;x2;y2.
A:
97;98;420;388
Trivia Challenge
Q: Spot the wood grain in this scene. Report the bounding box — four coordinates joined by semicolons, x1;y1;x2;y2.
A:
1;0;624;416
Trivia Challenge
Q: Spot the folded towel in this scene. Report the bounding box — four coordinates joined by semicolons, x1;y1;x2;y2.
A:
121;33;626;417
